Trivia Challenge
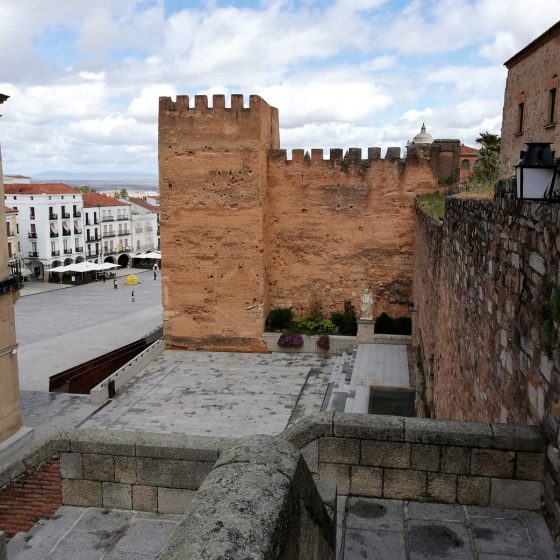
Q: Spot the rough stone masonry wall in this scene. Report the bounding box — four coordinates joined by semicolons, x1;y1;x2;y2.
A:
284;412;544;511
412;179;560;532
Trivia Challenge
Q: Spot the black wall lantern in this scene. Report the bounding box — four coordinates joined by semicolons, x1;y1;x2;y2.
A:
515;142;560;200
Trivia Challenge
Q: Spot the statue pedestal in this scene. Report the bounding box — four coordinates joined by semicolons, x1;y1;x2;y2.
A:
357;319;375;344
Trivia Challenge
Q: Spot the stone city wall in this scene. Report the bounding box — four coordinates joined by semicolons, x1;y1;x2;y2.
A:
158;94;453;352
412;179;560;533
284;412;544;510
159;435;335;560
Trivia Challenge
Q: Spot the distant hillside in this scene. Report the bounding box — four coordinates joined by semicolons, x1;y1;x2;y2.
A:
29;173;159;193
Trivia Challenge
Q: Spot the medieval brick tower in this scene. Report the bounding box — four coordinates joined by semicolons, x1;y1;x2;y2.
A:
159;94;279;351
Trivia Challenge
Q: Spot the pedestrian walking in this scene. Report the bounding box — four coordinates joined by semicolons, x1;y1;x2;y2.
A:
153;270;157;280
113;279;118;289
131;290;135;303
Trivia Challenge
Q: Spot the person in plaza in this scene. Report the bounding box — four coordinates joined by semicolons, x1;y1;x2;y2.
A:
131;290;135;303
113;279;117;289
153;269;157;280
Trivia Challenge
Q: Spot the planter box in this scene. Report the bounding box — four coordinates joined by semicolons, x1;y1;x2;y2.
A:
263;332;356;354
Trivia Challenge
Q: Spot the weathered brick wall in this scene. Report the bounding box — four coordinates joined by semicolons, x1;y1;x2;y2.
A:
500;28;560;177
159;94;449;350
0;458;61;539
412;180;560;532
266;148;440;317
158;94;279;352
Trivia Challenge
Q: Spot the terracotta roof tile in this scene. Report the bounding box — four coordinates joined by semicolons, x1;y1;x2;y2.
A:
460;145;479;155
128;197;159;212
82;192;129;208
4;183;79;195
4;206;17;213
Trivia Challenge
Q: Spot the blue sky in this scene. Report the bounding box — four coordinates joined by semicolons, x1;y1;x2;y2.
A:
1;0;559;176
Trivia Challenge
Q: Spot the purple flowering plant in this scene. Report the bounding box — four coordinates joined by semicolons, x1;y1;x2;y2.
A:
277;333;304;347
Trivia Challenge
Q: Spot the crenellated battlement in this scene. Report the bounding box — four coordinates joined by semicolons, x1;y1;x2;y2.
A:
159;94;272;112
268;146;404;165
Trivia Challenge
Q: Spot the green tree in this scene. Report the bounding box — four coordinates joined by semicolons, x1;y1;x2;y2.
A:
76;185;97;193
465;131;501;192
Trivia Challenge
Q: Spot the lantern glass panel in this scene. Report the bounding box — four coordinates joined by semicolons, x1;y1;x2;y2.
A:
519;167;555;199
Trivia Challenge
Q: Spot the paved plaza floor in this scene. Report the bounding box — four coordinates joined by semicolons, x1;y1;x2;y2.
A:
7;506;181;560
338;497;558;560
15;268;162;391
351;343;410;388
7;499;557;559
80;350;336;437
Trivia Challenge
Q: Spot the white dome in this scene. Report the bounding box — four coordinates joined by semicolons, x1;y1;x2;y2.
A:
411;123;433;144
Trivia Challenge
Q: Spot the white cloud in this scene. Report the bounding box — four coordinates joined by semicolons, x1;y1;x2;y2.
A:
0;0;557;175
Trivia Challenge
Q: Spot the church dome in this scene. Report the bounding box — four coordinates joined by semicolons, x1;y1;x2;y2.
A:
411;123;433;145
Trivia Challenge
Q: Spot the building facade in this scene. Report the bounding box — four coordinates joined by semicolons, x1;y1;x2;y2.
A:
0;94;27;454
126;197;159;253
3;184;85;279
5;206;20;273
82;193;132;267
501;21;560;176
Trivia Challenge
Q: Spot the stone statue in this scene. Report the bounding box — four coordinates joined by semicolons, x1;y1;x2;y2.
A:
360;287;374;320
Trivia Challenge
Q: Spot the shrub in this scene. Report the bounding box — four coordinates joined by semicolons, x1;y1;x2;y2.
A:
293;317;339;334
267;307;294;331
277;333;304;347
330;300;357;336
317;335;330;350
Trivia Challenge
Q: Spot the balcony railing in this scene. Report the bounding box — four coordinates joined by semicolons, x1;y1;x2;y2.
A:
51;250;60;256
87;251;99;258
73;211;82;218
28;251;39;257
50;232;59;238
75;246;84;252
117;216;128;221
74;228;82;235
86;235;101;242
102;216;115;222
30;214;36;220
64;249;73;255
62;212;70;219
104;249;117;255
105;231;117;237
118;231;130;236
28;232;37;239
49;213;58;220
62;229;71;236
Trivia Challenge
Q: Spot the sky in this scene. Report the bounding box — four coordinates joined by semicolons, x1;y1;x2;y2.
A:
1;0;559;177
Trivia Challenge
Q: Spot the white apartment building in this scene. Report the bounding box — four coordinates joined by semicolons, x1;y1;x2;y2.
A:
82;193;132;267
3;175;31;184
3;184;84;279
125;197;160;254
5;206;20;274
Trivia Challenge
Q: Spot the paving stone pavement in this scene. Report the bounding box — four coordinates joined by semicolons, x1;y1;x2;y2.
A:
350;343;410;388
80;349;340;437
6;506;181;560
15;268;162;391
338;497;558;560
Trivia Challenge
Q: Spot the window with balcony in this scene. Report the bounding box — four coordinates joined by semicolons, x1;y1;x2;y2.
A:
29;206;35;219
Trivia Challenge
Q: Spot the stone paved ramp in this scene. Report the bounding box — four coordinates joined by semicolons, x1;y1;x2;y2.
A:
350;343;410;388
7;506;181;559
338;497;558;560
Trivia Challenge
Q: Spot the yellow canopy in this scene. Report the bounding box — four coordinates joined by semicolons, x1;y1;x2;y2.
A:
126;274;139;285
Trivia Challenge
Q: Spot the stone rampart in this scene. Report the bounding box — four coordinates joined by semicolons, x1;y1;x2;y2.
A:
159;94;454;351
284;412;544;510
158;435;335;560
412;179;560;535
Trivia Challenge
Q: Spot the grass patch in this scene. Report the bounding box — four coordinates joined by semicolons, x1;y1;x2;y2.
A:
417;192;446;219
